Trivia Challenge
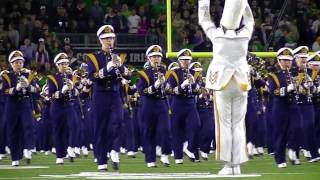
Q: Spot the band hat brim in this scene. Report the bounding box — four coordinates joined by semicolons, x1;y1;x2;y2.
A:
178;56;192;60
278;55;293;61
308;61;320;66
55;59;69;65
294;54;308;58
147;52;163;57
9;57;25;63
99;33;116;39
193;68;203;72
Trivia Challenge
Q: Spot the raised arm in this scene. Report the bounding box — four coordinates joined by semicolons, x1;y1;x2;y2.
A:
198;0;216;40
242;3;255;38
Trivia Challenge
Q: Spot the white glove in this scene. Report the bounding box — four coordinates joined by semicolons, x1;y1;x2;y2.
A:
287;84;294;92
20;76;30;87
121;79;128;85
16;82;22;91
154;79;162;89
181;79;190;89
66;79;74;90
62;85;69;94
107;61;116;72
81;78;87;85
317;86;320;93
188;74;195;84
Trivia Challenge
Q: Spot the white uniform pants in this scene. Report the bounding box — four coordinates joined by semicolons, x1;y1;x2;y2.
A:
213;78;248;165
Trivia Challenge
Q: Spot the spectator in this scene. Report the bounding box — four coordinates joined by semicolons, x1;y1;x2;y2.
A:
7;23;19;49
146;18;158;44
172;13;185;32
35;38;50;71
18;16;32;41
104;7;121;32
312;36;320;51
88;0;104;27
127;9;141;34
31;19;43;43
260;15;273;45
68;19;79;33
119;4;131;18
8;4;22;22
311;15;320;35
38;5;49;24
138;16;148;35
0;39;7;63
50;40;60;59
0;21;7;42
86;18;97;33
52;6;69;33
19;37;35;65
22;1;33;16
251;35;264;52
156;13;166;48
73;1;87;30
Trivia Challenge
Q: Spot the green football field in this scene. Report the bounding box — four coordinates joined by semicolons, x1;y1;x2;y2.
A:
0;152;319;180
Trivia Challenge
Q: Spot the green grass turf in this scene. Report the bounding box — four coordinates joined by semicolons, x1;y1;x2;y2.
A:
0;152;319;180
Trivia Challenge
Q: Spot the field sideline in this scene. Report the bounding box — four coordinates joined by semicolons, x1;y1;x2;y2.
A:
0;152;319;180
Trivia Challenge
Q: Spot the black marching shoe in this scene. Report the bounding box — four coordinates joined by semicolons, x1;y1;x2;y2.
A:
25;158;31;165
112;162;119;171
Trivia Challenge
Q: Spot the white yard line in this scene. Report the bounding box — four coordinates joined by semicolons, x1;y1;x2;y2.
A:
40;172;262;179
0;165;49;169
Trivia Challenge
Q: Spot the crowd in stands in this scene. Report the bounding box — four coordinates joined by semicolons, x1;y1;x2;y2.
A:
0;0;320;74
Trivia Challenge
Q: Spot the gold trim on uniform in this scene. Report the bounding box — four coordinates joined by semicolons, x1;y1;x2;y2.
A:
170;71;179;85
137;71;150;86
2;73;11;87
47;75;59;90
213;92;221;160
86;54;100;72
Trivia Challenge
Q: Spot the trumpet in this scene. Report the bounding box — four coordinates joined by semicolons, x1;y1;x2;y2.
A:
154;62;165;97
286;67;301;104
303;64;313;103
63;67;73;99
185;66;193;95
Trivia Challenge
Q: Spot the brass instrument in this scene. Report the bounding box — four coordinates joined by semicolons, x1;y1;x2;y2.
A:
303;64;313;103
63;67;73;100
154;62;165;98
185;66;193;95
286;67;301;104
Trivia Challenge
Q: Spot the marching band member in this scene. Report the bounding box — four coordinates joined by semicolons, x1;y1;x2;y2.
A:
267;48;302;167
1;50;37;166
199;0;254;175
86;25;129;171
137;45;171;167
167;48;201;164
48;53;78;164
307;52;320;156
0;70;7;160
293;46;320;162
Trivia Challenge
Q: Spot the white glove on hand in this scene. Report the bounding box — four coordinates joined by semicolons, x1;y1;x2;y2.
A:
62;85;69;94
107;61;116;72
188;75;195;84
66;79;74;90
317;86;320;93
16;82;22;91
20;76;30;87
154;79;162;89
181;79;190;89
287;84;294;92
121;79;128;85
